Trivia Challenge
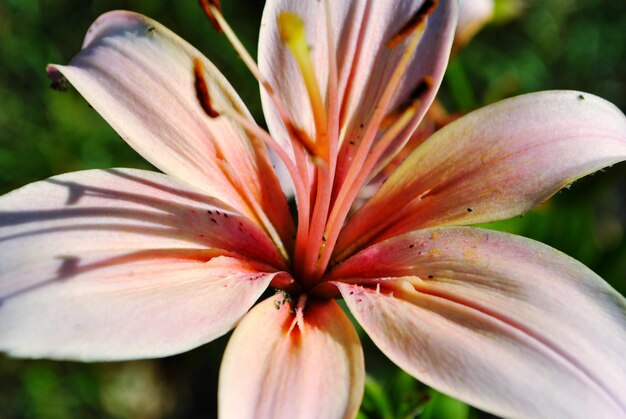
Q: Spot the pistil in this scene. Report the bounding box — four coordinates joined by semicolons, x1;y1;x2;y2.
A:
277;8;339;285
278;12;329;159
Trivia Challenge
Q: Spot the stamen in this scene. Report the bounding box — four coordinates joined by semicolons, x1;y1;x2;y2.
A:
217;158;290;263
399;75;434;109
368;76;435;180
278;12;328;158
277;8;339;285
193;58;220;118
197;3;320;260
192;59;293;262
198;0;223;33
200;2;309;161
318;38;434;276
333;32;426;200
231;111;314;269
192;58;318;271
334;10;431;196
387;0;439;48
216;107;312;229
324;0;340;158
317;90;423;277
286;120;319;157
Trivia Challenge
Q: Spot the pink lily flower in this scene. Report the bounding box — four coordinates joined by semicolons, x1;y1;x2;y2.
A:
1;1;626;417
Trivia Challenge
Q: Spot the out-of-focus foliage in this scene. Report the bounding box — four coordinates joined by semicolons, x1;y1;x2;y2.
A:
0;0;623;418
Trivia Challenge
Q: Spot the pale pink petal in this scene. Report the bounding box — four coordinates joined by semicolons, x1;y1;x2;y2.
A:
337;91;626;256
0;254;278;360
258;0;456;156
456;0;494;46
0;169;286;359
0;169;284;281
335;227;626;418
219;296;364;419
49;11;293;243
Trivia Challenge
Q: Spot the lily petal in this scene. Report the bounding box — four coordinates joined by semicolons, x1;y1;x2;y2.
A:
49;11;293;242
0;252;277;360
219;296;364;419
335;227;626;418
0;168;286;360
0;169;284;280
337;91;626;256
258;0;456;157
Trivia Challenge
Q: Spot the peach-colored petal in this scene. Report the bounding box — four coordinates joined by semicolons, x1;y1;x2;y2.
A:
335;227;626;418
337;91;626;256
0;254;277;360
50;11;293;244
258;0;456;156
219;296;364;419
0;168;287;360
0;169;284;278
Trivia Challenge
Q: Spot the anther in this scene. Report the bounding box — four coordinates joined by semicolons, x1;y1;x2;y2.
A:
409;75;434;100
193;58;220;118
287;121;319;157
198;0;223;32
387;0;439;48
381;76;433;128
46;65;69;92
395;75;434;112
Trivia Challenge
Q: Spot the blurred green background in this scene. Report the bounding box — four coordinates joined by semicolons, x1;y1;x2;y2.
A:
0;0;624;418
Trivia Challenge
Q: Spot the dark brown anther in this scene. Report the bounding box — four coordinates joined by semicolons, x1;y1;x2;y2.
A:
286;121;317;156
199;0;223;33
408;75;434;102
387;0;439;48
46;65;69;92
193;58;220;118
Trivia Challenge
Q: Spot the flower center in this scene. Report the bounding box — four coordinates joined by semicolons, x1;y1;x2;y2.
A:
195;0;438;292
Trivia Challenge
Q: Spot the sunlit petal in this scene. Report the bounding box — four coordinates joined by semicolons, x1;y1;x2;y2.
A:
337;91;626;255
219;296;364;419
0;253;278;360
335;227;626;418
0;169;284;277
